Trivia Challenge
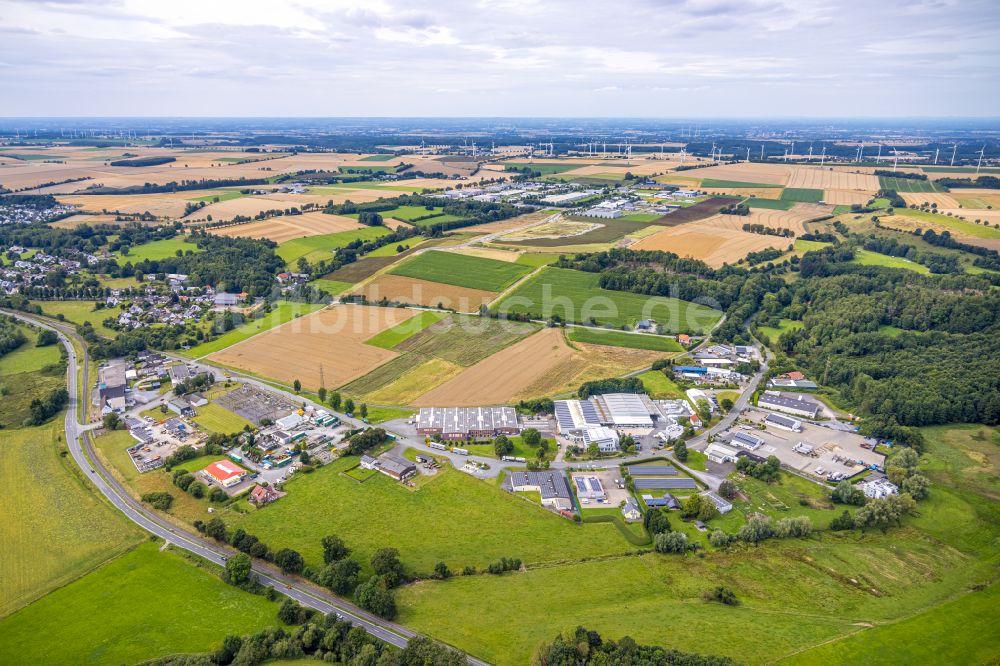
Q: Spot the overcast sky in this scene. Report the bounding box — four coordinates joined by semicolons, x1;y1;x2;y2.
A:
1;0;998;117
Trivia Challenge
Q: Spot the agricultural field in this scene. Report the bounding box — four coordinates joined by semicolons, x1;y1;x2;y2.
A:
779;187;825;203
514;253;563;268
0;423;142;617
498;217;651;248
364;310;449;349
389;250;531;291
28;300;119;338
208;212;363;243
121;236;202;261
0;543;279;665
700;179;783;189
745;197;795;210
182;300;326;358
850;249;930;274
878;176;944;193
207;304;423;390
879;210;1000;242
353;274;498;310
669;162;791;186
305;278;353;294
0;354;66;429
496;267;722;333
230;455;632;576
274;226;390;267
785;167;878;191
820;189;871;206
566;326;683;352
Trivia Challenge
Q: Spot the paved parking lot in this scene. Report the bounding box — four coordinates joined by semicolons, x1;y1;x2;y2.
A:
571;469;630;508
736;408;883;480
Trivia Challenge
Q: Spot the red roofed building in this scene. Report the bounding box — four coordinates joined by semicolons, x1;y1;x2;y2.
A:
201;460;247;488
780;371;806;381
250;484;279;505
678;334;691;345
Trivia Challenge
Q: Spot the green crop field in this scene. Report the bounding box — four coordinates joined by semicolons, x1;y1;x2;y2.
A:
399;423;1000;665
0;423;142;617
192;403;253;434
29;300;119;338
567;326;683;352
364;310;449;349
504;162;584;175
701;179;783;189
389;251;532;291
121;236;202;262
0;543;279;665
183;300;325;357
878;176;944;193
395;315;539;366
850;249;930;274
359;154;398;161
780;188;824;203
745;197;796;210
230;456;632;576
275;227;390;267
306;278;353;295
495;267;723;334
618;212;662;223
188;189;247;203
515;253;563;268
636;370;686;399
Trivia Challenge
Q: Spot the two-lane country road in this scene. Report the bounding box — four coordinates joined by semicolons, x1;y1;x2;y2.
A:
2;309;488;665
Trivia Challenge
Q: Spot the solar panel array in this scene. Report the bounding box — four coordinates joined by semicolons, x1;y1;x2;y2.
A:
634;477;698;490
627;465;678;476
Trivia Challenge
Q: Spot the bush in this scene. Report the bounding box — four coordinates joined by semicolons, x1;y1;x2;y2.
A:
702;586;739;606
319;558;360;595
140;491;173;510
354;576;397;619
187;481;206;499
831;480;866;506
829;509;855;531
654;531;689;554
486;557;522;574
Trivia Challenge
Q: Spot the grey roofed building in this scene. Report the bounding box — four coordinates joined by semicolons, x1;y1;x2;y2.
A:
758;390;821;418
731;431;764;450
167;364;191;383
633;477;698;490
764;413;804;432
622;497;642;521
627;464;678;476
214;292;239;306
375;453;416;481
507;471;573;510
416;406;519;440
702;492;733;514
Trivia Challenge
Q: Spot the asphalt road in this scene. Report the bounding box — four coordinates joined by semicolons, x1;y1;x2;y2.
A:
2;310;493;663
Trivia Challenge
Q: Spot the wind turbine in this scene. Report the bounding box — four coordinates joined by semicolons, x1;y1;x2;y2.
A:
820;146;827;167
858;141;865;163
876;143;882;164
808;144;813;161
976;145;986;176
746;147;751;162
933;147;939;165
892;147;899;170
760;144;765;160
950;144;957;166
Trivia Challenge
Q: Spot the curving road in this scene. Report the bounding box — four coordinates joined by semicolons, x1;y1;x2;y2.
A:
3;309;487;665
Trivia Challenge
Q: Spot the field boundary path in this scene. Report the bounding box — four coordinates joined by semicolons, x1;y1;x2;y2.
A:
0;309;489;666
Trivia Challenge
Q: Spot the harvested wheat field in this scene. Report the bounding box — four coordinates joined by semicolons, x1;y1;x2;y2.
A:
208;304;422;390
450;247;522;262
674;162;791;186
353;274;498;310
709;207;815;235
786;166;878;191
57;193;195;217
469;209;557;234
512;340;665;400
411;328;579;406
823;190;871;206
207;212;362;243
49;214;123;229
900;192;961;209
181;196;306;223
702;187;783;199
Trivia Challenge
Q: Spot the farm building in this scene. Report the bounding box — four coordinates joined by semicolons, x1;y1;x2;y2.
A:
764;413;803;432
167;397;194;416
359;454;379;470
200;460;247;488
573;475;606;500
507;471;573;511
622;497;642;521
374;453;417;481
706;443;738;464
417;406;520;441
861;477;899;499
758;391;821;419
702;492;733;514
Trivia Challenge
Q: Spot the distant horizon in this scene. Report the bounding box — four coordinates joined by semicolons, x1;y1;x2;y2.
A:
2;0;997;117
